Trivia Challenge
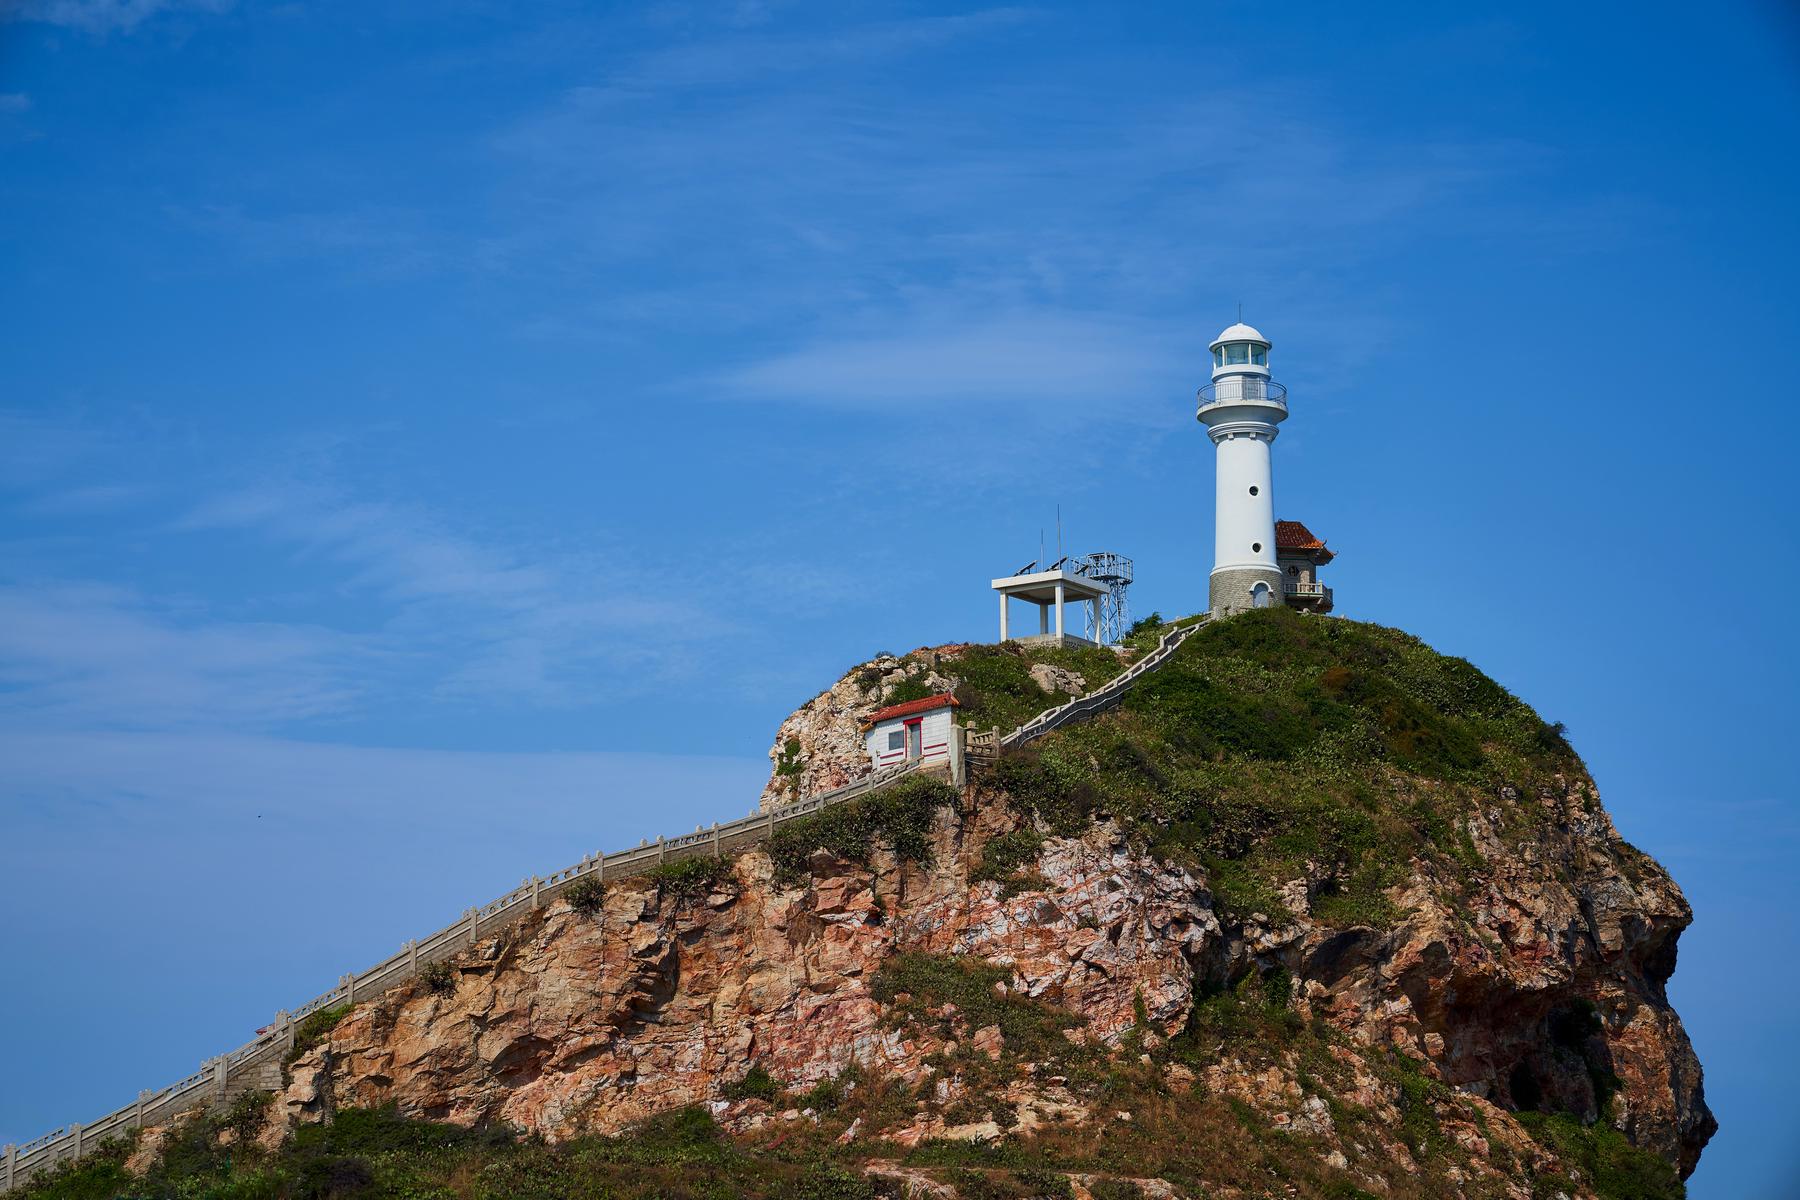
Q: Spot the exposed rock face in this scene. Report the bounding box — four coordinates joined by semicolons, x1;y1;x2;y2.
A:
273;799;1212;1143
267;769;1712;1193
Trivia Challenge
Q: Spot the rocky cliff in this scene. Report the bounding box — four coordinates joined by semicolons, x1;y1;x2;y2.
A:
58;611;1711;1200
758;639;1120;809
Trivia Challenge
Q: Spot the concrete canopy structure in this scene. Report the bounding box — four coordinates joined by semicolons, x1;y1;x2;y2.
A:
992;567;1109;647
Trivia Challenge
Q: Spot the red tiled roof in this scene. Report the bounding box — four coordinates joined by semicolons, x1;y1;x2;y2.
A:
1275;520;1335;563
864;693;960;725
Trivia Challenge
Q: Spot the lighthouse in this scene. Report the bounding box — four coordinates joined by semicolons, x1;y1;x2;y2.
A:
1198;321;1287;614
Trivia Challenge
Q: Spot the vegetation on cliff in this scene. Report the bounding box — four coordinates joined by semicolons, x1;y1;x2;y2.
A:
15;608;1700;1200
994;606;1586;926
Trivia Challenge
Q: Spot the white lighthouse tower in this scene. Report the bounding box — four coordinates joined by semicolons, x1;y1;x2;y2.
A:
1198;321;1287;614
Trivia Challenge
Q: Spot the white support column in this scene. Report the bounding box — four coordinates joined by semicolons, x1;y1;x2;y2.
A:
998;592;1009;641
70;1123;82;1160
1054;583;1065;638
1038;602;1049;635
5;1141;16;1193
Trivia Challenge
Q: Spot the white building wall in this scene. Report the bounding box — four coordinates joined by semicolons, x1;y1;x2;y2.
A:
865;707;957;769
1212;432;1277;577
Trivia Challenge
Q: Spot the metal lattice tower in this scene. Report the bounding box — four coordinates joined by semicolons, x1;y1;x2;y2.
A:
1074;552;1134;645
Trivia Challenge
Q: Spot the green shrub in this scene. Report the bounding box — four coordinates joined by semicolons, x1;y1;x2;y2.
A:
562;875;605;915
222;1090;273;1146
798;1073;846;1112
872;954;1086;1066
1517;1111;1684;1200
768;776;958;882
292;1105;513;1156
971;829;1045;892
648;855;731;901
1086;1180;1146;1200
943;642;1122;735
8;1138;136;1200
723;1065;784;1102
776;737;806;778
1125;613;1164;639
793;1162;882;1200
418;960;456;995
884;676;938;705
285;1003;353;1066
1013;1167;1075;1198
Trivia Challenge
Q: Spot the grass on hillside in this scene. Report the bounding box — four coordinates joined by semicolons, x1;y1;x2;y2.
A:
15;1104;893;1200
17;955;1683;1200
988;607;1587;928
876;640;1128;738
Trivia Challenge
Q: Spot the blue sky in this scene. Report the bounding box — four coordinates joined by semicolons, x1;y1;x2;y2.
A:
2;1;1797;1194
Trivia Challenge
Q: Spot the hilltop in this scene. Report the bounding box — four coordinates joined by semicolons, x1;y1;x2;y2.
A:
18;609;1711;1200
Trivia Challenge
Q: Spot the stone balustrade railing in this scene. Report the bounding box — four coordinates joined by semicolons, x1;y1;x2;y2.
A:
0;617;1208;1194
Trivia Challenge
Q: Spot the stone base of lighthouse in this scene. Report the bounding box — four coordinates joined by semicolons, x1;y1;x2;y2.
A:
1210;565;1286;617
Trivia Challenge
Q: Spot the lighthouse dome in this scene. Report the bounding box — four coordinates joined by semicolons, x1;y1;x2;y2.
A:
1209;321;1272;376
1209;322;1269;351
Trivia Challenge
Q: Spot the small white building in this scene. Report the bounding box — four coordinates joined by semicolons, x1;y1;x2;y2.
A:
863;693;960;770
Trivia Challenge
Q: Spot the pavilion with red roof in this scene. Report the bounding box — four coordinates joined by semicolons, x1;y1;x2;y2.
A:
1274;520;1335;613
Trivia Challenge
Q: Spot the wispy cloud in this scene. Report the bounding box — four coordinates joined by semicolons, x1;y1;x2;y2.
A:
0;93;30;114
0;728;764;831
712;309;1181;415
0;581;364;730
169;204;443;278
2;0;231;34
595;7;1036;95
180;478;732;705
19;483;151;516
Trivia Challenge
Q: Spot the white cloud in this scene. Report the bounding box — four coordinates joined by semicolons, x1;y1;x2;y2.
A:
180;479;733;704
2;0;231;34
711;310;1181;414
0;93;30;114
0;581;364;730
0;729;765;832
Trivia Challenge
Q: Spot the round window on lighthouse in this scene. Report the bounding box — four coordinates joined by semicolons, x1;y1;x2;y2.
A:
1252;542;1263;553
1248;485;1259;496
